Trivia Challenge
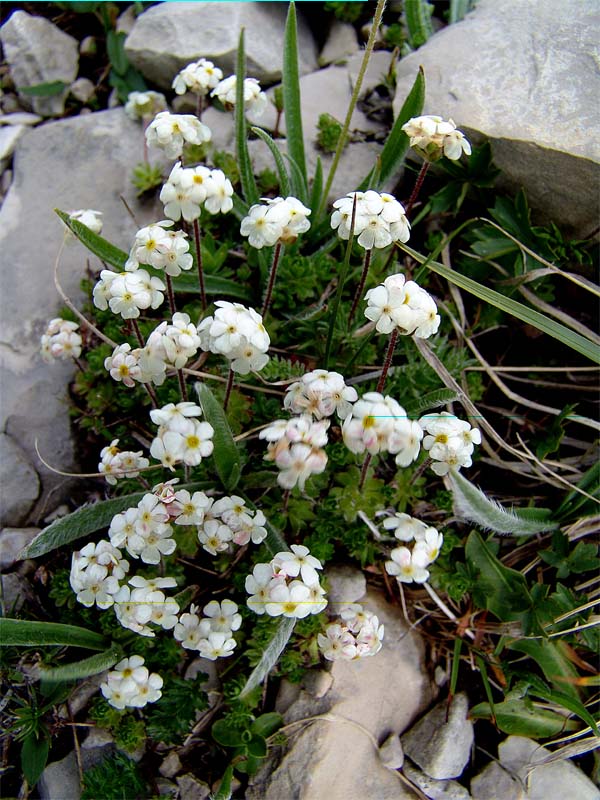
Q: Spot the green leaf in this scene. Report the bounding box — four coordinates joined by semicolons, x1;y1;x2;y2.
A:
465;531;531;622
21;733;50;787
195;383;241;492
212;720;246;748
470;698;577;738
235;30;259;206
240;617;296;700
41;646;123;682
282;2;307;195
449;0;475;23
400;242;600;364
18;80;67;97
373;67;425;189
250;127;291;196
525;680;599;735
106;30;129;76
451;471;559;535
56;209;128;270
404;388;458;417
0;619;106;650
251;712;283;739
405;0;434;48
309;156;324;221
210;764;234;800
555;462;600;521
20;492;146;559
247;734;267;758
171;272;252;301
509;639;580;700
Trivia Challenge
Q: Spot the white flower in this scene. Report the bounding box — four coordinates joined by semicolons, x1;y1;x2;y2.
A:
318;607;384;661
174;607;211;650
272;544;323;586
240;203;281;248
240;196;311;248
99;439;149;485
203;169;234;214
265;579;313;619
364;273;440;338
128;524;176;565
245;563;278;615
284;370;357;421
318;624;357;661
382;512;429;542
68;209;103;235
331;190;409;250
146;111;211;160
402;115;471;161
172;58;223;96
69;541;128;609
342;392;416;460
104;343;141;387
385;546;430;583
203;599;242;633
107;270;165;319
101;656;161;710
124;91;167;120
198;518;233;555
413;527;444;565
150;401;203;432
419;412;480;475
198;301;270;375
40;318;82;363
211;75;268;116
171;489;210;525
198;631;237;660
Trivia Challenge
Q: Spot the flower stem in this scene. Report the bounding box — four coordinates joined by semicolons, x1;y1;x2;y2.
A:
193;219;207;311
196;93;204;121
261;242;283;318
223;367;235;410
348;248;372;325
405;161;430;218
165;274;176;315
376;327;398;393
358;453;372;491
177;368;189;402
129;318;145;348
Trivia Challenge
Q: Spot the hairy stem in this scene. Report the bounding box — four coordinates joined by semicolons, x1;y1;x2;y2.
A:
348;248;372;325
223;367;235;410
405;161;430;218
376;327;398;393
165;274;176;316
193;218;207;310
262;242;283;318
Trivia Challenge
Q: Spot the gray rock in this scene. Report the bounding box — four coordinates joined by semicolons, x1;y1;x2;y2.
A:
470;761;522;800
0;111;43;126
402;692;474;780
176;773;211;800
0;10;79;117
301;668;333;698
392;0;600;238
38;751;81;800
0;124;26;160
0;93;21;114
0;527;39;570
160;751;182;779
248;589;432;800
125;2;318;89
404;761;472;800
347;50;395;95
79;36;97;57
0;433;40;526
319;20;359;67
380;733;405;770
69;78;95;104
326;564;367;610
0;109;165;521
80;726;115;770
156;778;178;797
116;5;137;36
1;571;34;613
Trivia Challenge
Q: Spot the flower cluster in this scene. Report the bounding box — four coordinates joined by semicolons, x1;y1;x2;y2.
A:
259;414;329;490
174;599;240;660
211;75;267;116
318;604;384;661
240;196;311;248
284;369;358;421
104;342;164;388
364;273;440;339
198;301;270;375
246;545;327;619
419;412;481;475
40;318;82;363
68;208;103;235
93;268;165;320
172;58;223;96
101;656;163;710
125;220;193;277
149;402;215;470
70;541;129;609
402;115;471;162
109;492;176;565
145;111;212;160
124;91;167;121
383;512;443;584
195;495;268;555
113;575;180;637
98;439;149;485
160;161;234;222
146;313;202;370
342;391;422;466
331;190;410;250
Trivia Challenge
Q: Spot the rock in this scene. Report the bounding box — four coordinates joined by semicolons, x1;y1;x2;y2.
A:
274;678;302;715
379;733;404;770
60;674;105;718
0;124;26;160
79;36;97;57
319;20;359;66
160;751;182;779
125;2;318;89
156;778;178;797
347;50;395;94
38;751;81;800
176;773;211;800
470;761;521;800
0;433;40;526
404;761;472;800
247;589;432;800
401;692;474;780
81;726;115;770
0;111;43;126
301;668;333;698
116;5;137;36
0;92;20;114
1;571;33;613
326;564;367;610
0;109;165;520
0;10;79;116
69;78;95;104
0;527;39;570
392;0;600;238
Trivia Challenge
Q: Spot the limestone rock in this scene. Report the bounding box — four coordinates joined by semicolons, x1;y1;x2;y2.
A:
81;727;115;770
404;761;472;800
326;564;367;610
176;774;210;800
380;733;405;770
247;589;432;800
402;692;474;780
0;433;40;526
125;2;318;89
319;20;359;66
347;50;395;95
0;112;43;126
392;0;600;237
0;527;39;570
160;751;182;779
0;110;165;520
38;751;81;800
0;10;79;117
0;124;26;160
1;571;34;614
69;78;95;104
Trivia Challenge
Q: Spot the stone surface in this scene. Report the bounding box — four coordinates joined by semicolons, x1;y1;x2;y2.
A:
379;733;405;770
402;692;474;780
0;124;26;160
125;2;318;89
300;668;333;699
80;726;115;770
392;0;600;237
470;761;522;800
1;570;33;613
326;564;367;610
176;773;211;800
0;433;40;526
319;20;359;66
404;761;472;800
69;77;95;104
0;10;79;117
38;751;81;800
0;111;43;126
160;751;182;779
0;526;39;570
248;589;433;800
347;50;395;95
0;109;165;522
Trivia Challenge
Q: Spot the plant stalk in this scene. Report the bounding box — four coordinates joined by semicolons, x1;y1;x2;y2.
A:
405;161;430;218
348;248;372;325
165;274;176;316
223;367;235;410
262;242;283;318
193;219;207;310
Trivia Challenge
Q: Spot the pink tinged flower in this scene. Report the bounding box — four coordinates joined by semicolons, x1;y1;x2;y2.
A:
385;546;430;584
318;624;357;661
265;580;312;619
245;563;278;615
272;544;323;586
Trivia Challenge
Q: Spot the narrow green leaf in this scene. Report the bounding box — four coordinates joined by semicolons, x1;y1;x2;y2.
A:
171;272;252;301
251;127;291;196
0;619;106;650
41;646;123;682
449;0;475;23
239;617;296;700
210;764;234;800
106;30;129;76
509;639;580;701
309;156;323;220
21;734;50;787
470;698;577;738
56;209;128;270
527;683;599;735
251;712;283;739
235;30;259;206
18;80;67;97
404;387;458;417
282;2;307;192
195;383;241;492
451;471;559;535
555;462;600;521
449;637;462;698
400;243;600;364
405;0;434;48
284;153;309;205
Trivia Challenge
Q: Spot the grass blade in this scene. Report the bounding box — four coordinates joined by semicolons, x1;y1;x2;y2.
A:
235;29;259;207
282;2;307;194
251;127;291;196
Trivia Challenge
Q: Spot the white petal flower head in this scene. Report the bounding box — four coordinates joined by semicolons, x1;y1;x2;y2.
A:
330;192;369;240
203;599;242;632
150;401;203;433
204;169;234;215
265;579;313;619
198;631;237;661
172;489;210;526
198;518;234;555
385;546;430;584
124;91;167;120
414;527;444;565
382;512;429;542
402;115;471;162
240;203;282;249
172;58;223;96
68;209;103;235
245;562;279;615
318;624;357;661
211;75;268;116
40;318;82;363
146;111;211;160
104;343;141;388
272;545;323;586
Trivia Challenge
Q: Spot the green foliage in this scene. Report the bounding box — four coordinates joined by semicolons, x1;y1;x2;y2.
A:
324;1;365;23
212;710;283;775
317;113;344;154
89;698;147;753
405;0;434;48
0;619;107;650
540;531;600;579
145;674;209;744
384;23;406;49
282;2;308;195
131;162;164;196
195;383;241;491
81;752;148;800
17;80;67;97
